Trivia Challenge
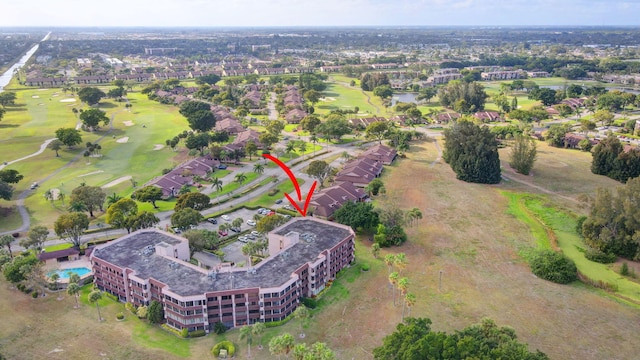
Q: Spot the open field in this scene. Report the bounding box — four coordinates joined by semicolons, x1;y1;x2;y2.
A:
316;77;385;116
3;137;640;359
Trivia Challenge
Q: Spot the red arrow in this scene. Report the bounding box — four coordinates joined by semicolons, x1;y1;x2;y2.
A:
262;154;317;217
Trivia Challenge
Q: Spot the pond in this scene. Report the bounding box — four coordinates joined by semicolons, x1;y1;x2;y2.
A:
391;92;419;106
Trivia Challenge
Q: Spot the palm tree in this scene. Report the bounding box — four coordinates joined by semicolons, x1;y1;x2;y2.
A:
0;234;14;259
88;290;103;321
44;189;54;204
67;282;81;308
293;305;309;337
384;254;395;275
49;272;60;290
220;150;229;163
232;218;243;232
285;141;296;160
389;271;399;306
297;141;307;160
269;333;295;360
404;292;417;320
58;192;65;205
253;163;264;174
235;172;247;185
68;272;81;285
252;322;266;350
394;253;407;274
68;201;87;213
371;243;380;259
239;325;253;358
310;134;319;156
398;277;410;318
106;193;122;207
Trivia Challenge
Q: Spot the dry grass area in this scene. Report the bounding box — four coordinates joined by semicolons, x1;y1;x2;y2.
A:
2;139;640;359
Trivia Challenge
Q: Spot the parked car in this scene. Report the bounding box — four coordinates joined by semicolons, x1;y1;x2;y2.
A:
246;234;255;240
265;211;275;216
218;164;228;170
218;230;228;236
171;227;182;234
30;182;38;189
230;227;240;233
275;199;283;204
246;220;256;226
251;231;260;236
283;215;292;219
238;236;248;243
283;204;293;210
221;215;231;221
207;218;218;224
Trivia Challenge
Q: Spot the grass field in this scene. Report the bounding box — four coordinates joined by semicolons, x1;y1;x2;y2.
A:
316;77;385;116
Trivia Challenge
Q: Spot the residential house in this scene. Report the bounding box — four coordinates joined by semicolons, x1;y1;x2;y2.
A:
473;111;501;122
309;182;367;219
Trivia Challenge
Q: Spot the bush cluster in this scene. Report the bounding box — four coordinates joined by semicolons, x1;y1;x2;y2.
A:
189;330;206;338
116;312;125;320
211;340;236;357
529;250;577;284
584;247;617;264
301;297;318;309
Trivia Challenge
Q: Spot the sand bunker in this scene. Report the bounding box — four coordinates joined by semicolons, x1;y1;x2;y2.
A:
59;98;76;103
102;175;132;188
116;137;129;143
321;97;336;101
52;94;59;97
77;170;104;177
31;95;40;99
123;121;135;127
153;144;165;151
50;188;61;200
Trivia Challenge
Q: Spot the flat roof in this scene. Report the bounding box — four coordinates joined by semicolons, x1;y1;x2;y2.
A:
92;219;353;297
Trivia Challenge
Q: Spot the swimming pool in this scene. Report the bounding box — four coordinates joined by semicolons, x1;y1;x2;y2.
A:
48;267;92;279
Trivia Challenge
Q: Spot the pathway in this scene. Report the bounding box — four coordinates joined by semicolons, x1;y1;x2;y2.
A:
0;138;57;171
267;92;278;120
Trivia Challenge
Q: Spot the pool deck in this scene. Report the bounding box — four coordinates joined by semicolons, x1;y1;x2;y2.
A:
49;258;93;284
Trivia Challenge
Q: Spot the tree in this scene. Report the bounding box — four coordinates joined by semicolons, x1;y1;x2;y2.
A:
593;109;615;126
55;128;83;148
529;87;558;106
196;74;221;85
67;282;81;308
48;139;63;157
0;169;23;184
366;178;384;196
259;132;279;149
438;80;488;112
371;243;381;259
529;250;577;284
0;235;14;260
297;141;308;159
127;211;160;232
591;133;623;177
22;225;49;251
293;305;310;336
301;115;321;134
70;185;106;217
88;290;104;321
77;87;106;105
316;115;351;142
234;172;248;185
373;85;393;99
509;134;537;175
253;163;264;174
0;181;13;201
256;214;287;233
365;121;389;143
286;141;296;160
106;198;138;233
304;89;322;105
333;201;380;233
373;317;549;360
252;322;266;349
132;186;164;207
240;325;253;358
545;123;572;148
54;212;89;247
306;160;332;188
389;271;399;306
269;333;295;360
443;120;501;184
106;193;122;207
232;218;244;232
137;305;148;319
403;293;416;320
174;192;210;211
0;92;17;107
79;108;110;130
0;107;5;122
171;208;203;231
245;140;258;160
184;133;210;154
397;277;409;318
148;300;164;324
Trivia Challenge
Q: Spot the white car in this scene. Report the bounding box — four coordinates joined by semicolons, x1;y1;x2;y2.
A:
221;215;231;221
246;220;256;226
251;231;260;236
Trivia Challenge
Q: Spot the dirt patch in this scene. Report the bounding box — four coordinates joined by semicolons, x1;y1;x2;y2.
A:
59;99;76;103
123;121;135;127
116;137;129;143
102;175;132;188
153;144;165;151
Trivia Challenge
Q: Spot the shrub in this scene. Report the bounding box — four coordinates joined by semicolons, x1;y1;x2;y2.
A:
162;168;173;175
267;188;280;196
301;297;318;309
621;262;630;276
211;340;236;357
16;283;25;292
116;312;124;320
529;250;577;284
180;328;188;338
31;291;38;298
360;263;370;271
125;302;137;314
189;329;206;338
213;321;227;334
584;247;617;264
575;215;587;236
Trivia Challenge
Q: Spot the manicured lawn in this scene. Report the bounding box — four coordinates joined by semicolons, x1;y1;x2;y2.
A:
316;78;385;116
43;243;73;252
245;177;305;208
209;171;259;198
132;321;191;357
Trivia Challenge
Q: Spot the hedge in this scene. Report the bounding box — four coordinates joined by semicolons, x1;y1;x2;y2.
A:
584;247;617;264
189;329;206;338
264;313;294;328
211;340;236;357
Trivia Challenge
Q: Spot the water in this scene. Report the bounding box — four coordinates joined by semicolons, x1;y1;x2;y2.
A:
391;92;419;106
48;267;92;279
0;32;51;92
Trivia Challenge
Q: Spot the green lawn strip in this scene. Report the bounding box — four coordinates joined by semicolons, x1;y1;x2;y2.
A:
0;207;24;232
43;243;73;252
244;177;305;208
317;79;381;116
502;191;553;254
504;191;640;304
208;172;259;199
132;321;191;357
137;199;177;213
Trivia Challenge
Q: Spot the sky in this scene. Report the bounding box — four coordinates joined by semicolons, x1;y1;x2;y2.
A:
3;0;640;27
